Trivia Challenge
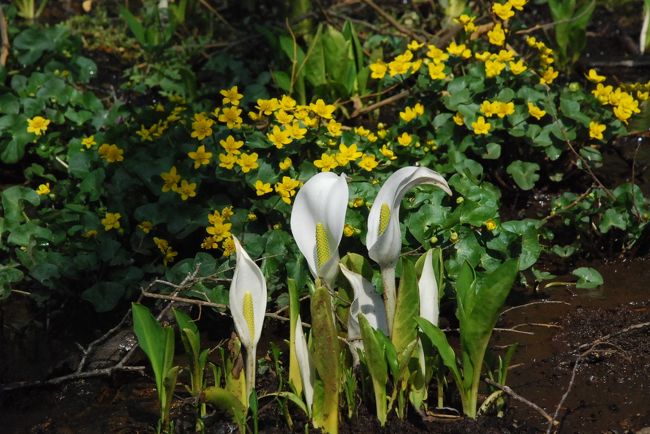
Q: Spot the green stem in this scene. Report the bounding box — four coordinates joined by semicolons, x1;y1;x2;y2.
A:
381;266;396;336
246;345;257;406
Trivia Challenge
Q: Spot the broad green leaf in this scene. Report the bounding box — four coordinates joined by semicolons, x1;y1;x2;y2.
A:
598;208;627;233
572;267;603;289
416;318;463;388
1;186;40;224
359;314;388;425
202;387;247;432
506;161;540;191
391;258;419;356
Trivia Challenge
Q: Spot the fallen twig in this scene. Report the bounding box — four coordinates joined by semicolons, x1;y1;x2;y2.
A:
0;8;9;66
484;378;555;425
350;89;410;118
576;321;650;352
500;300;571;316
360;0;424;42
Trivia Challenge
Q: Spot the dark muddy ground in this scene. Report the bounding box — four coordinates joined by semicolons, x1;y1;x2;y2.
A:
2;256;650;434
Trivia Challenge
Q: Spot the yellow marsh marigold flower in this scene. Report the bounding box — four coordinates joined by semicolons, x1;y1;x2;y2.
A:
509;59;527;75
589;121;606;140
426;45;449;62
188;145;213;169
218;106;243;129
247;212;257;222
455;14;477;33
370;61;387;79
27;116;50;136
153;237;177;266
407;39;424;50
206;221;232;242
336;143;363;165
453;112;464;126
220;135;244;154
102;212;121;231
527;102;546;120
472;116;491;135
388;50;413;76
475;51;492;62
237;152;259;173
255;98;279;115
138;221;153;233
358;154;379;172
428;62;446;80
343;224;356;237
98;143;124;163
397;132;412;147
593;83;613;104
221;236;236;257
279;95;297;111
447;41;471;58
287;121;307;140
221;206;234;220
495;101;515;118
136;125;153;142
380;145;397;160
510;0;527;10
82;135;96;149
218;153;238;169
191;114;215;140
275;109;294;125
83;229;98;238
220;86;243;105
492;2;514;21
161;166;181;192
275;176;301;204
36;183;50;195
279;157;292;171
178;179;197;200
255;180;273;196
487;23;506;46
480;100;497;117
485;59;506;78
540;67;559;85
485;219;497;231
400;106;420;123
326;119;343;136
586;69;606;83
267;125;292;149
355;126;370;137
496;49;516;62
310;99;336;119
314;152;338;172
201;235;218;250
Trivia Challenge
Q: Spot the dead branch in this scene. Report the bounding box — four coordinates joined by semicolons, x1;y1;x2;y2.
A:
0;8;8;66
576;321;650;352
484;378;555;425
360;0;423;42
500;300;571;317
350;89;410;118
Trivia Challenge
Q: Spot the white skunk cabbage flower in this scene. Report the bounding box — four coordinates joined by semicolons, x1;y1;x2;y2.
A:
418;250;439;327
290;172;348;287
294;318;314;411
229;236;267;396
366;166;451;269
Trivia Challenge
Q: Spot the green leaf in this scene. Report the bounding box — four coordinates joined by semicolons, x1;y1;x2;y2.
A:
598;208;627;233
1;186;40;223
506;161;540;190
359;314;388;425
572;267;603;289
82;282;125;312
202;387;247;432
391;258;419;357
416;318;463;389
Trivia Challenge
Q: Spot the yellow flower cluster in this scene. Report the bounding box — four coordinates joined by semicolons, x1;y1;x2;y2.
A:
137;119;169;141
480;100;515;118
203;206;235;256
525;36;558;85
591;83;641;123
160;166;197;200
101;212;121;231
454;14;477;33
98;143;124;163
27;116;50;136
274;176;301;204
153;237;178;266
399;103;424;123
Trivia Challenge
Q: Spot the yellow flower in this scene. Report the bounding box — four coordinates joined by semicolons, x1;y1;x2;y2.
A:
83;229;98;238
153;237;177;266
455;14;477;33
219;135;244;154
336;143;363;165
494;101;515;118
589;121;606;140
407;39;424;51
380;144;397;160
237;152;259;173
188;145;213;169
287;121;307;140
206;220;232;242
201;235;218;250
487;23;506;46
81;135;96;149
358;154;379;171
267;125;293;149
256;98;279;115
36;183;50;195
98;143;124;163
510;0;527;10
138;221;153;234
509;59;527;75
485;59;506;78
413;103;424;116
279;95;297;111
426;45;449;62
447;41;471;58
592;83;613;104
326;119;343;137
274;176;301;204
400;106;418;123
343;224;355;237
480;100;497;117
472;116;491;135
309;99;336;119
279;157;292;171
275;109;294;125
453;112;464;126
527;102;546;120
540;67;559;85
637;91;649;101
101;212;121;231
218;106;243;129
397;132;412;147
27;116;50;136
355;126;370;137
136;125;153;142
428;61;446;80
492;2;514;21
161;166;180;192
191;114;215;140
221;206;234;220
220;86;243;105
178;179;197;200
485;219;497;231
255;180;273;196
247;212;257;222
475;51;492;61
586;69;606;83
370;61;387;79
314;152;339;172
221;236;236;257
218;152;238;169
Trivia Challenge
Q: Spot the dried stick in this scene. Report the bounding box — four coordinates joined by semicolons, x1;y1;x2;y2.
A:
484;378;555;424
500;300;571;316
350;89;410;118
576;321;650;351
546;356;581;434
0;8;8;66
360;0;423;42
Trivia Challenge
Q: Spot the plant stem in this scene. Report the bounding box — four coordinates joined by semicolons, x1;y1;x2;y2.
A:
246;345;257;405
381;266;396;336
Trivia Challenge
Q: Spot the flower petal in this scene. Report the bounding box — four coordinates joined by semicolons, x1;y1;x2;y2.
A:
367;167;451;268
290;172;349;285
418;250;439;326
340;263;388;336
229;236;267;349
